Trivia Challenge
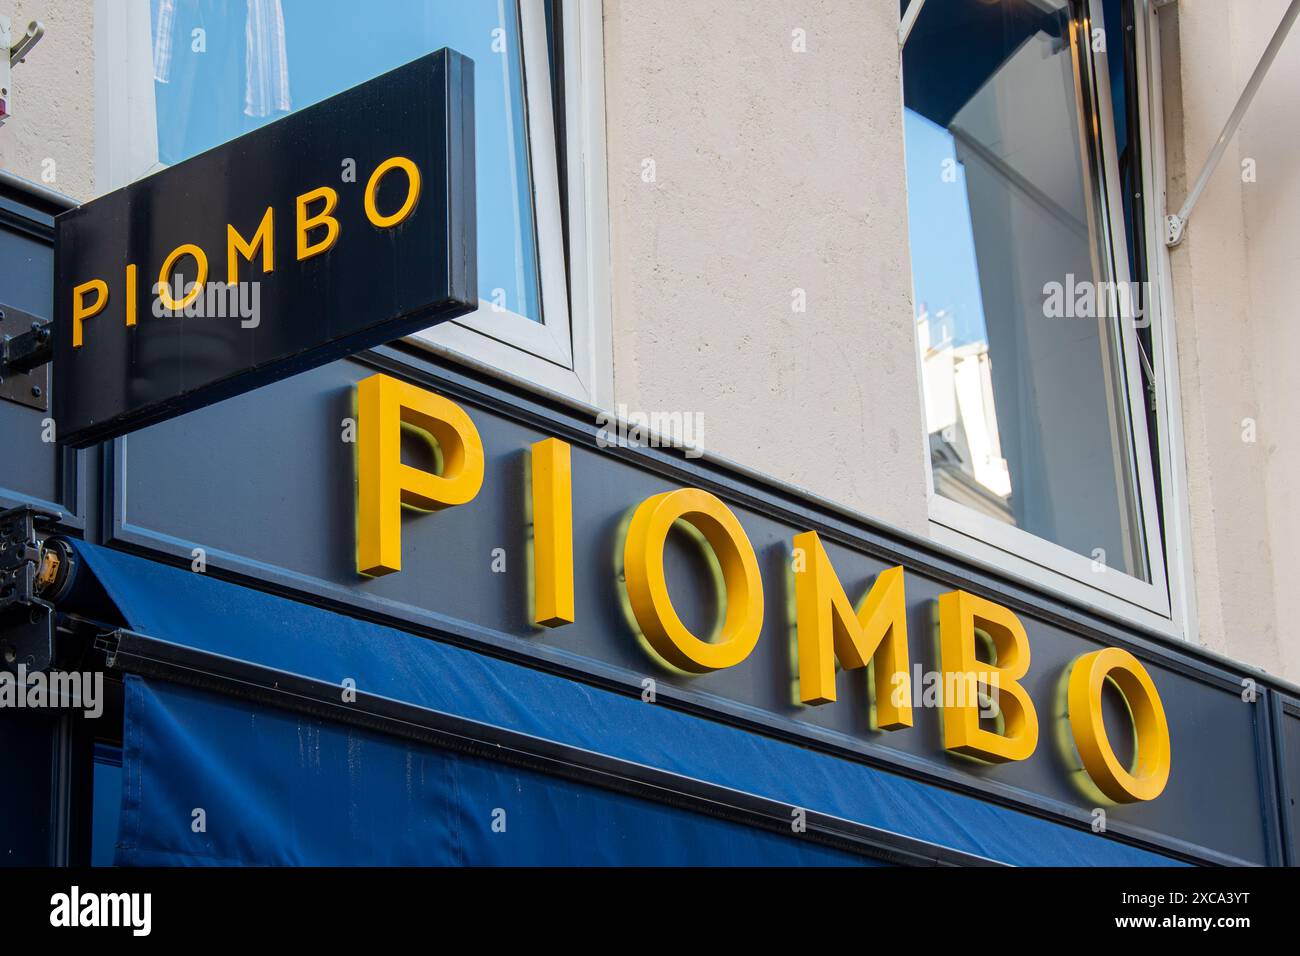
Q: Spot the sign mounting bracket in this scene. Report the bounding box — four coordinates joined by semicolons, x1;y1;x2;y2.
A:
0;304;51;411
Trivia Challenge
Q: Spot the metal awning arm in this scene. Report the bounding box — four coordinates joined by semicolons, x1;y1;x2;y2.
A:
9;20;44;66
1166;0;1300;246
899;0;929;48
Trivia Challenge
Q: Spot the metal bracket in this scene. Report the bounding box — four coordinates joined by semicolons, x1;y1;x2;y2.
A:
0;505;64;673
0;505;61;610
9;20;44;67
0;17;10;123
1164;214;1185;247
0;304;52;412
899;0;929;48
0;19;44;125
1165;0;1300;247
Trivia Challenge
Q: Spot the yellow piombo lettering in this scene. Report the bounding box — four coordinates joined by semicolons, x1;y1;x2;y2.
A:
792;531;911;729
355;373;484;577
228;206;275;284
296;186;340;261
623;488;763;673
364;156;421;228
1067;647;1171;802
72;279;108;348
70;156;426;351
530;437;574;627
156;243;208;311
938;589;1039;762
125;264;138;328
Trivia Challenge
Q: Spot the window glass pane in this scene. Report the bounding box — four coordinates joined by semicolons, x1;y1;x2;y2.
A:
145;0;542;322
902;0;1149;580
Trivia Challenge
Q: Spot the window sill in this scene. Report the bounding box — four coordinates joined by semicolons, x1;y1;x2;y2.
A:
927;512;1185;643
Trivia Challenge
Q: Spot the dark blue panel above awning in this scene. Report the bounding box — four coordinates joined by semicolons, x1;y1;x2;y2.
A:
77;541;1181;866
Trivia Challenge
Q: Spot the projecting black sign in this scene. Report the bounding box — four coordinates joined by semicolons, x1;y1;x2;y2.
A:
52;48;476;447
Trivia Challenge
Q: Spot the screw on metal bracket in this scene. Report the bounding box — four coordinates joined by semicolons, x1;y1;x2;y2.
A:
0;305;51;411
0;316;52;376
1164;214;1185;248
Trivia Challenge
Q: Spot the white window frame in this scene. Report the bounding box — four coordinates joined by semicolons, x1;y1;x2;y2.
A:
93;0;612;407
904;0;1194;639
1133;0;1197;642
413;0;612;406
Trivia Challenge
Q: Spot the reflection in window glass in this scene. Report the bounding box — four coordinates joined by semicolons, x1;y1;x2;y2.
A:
903;0;1148;580
147;0;542;323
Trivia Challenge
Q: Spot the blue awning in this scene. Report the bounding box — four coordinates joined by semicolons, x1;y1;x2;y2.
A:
76;541;1181;866
118;675;877;866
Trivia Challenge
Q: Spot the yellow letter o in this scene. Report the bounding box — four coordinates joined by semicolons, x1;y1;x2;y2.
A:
623;488;764;673
1067;647;1171;802
156;243;209;311
364;156;422;228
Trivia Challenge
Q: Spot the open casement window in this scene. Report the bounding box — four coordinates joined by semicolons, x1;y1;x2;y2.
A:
901;0;1176;623
94;0;609;404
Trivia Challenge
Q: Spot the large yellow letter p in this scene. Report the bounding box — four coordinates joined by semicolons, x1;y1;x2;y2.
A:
72;279;108;348
356;373;484;577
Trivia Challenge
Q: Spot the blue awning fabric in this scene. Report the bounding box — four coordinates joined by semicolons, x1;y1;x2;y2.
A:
118;675;876;866
77;542;1180;866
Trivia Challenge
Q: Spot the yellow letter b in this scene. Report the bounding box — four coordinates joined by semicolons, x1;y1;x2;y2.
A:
938;590;1038;762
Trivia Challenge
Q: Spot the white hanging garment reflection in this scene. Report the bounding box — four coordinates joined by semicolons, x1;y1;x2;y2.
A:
152;0;290;118
152;0;176;84
244;0;291;117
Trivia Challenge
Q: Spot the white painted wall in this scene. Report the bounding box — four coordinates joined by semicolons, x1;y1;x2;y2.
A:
0;0;94;199
601;0;930;534
1162;0;1299;682
0;0;1295;682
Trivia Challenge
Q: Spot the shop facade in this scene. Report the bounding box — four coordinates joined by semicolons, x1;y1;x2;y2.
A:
1;0;1299;866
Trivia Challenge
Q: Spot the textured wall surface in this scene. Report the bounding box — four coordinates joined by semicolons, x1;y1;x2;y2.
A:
0;0;1295;682
1233;2;1300;685
0;0;94;199
1164;0;1298;682
602;0;930;534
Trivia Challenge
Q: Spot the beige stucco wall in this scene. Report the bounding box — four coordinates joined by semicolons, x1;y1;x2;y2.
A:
0;1;1294;682
601;0;930;535
1164;0;1298;682
1235;3;1300;686
7;0;933;534
0;0;94;199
